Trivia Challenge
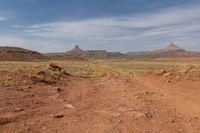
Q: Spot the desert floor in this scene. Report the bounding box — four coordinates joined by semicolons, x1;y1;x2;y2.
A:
0;58;200;133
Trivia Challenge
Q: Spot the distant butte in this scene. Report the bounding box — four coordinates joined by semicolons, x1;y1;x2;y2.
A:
161;43;185;51
71;45;82;52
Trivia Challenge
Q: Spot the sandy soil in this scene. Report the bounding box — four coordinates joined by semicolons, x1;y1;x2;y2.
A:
0;71;200;133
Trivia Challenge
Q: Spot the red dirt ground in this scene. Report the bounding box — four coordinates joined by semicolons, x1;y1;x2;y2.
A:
0;72;200;133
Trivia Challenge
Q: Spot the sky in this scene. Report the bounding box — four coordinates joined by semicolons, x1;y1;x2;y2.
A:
0;0;200;53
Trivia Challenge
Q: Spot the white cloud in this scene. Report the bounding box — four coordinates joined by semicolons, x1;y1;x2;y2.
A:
0;17;6;21
7;4;200;52
0;35;76;53
0;36;25;46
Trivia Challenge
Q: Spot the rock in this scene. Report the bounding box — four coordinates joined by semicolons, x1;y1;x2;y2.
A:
27;94;35;97
157;70;167;75
134;96;140;99
134;112;146;120
125;110;146;119
53;113;64;118
178;128;184;132
163;72;172;77
49;63;63;71
59;99;65;102
0;108;5;111
118;107;134;112
118;119;123;123
94;110;121;117
0;118;11;125
117;106;146;119
189;123;192;127
64;103;75;109
167;79;171;83
14;107;24;112
0;114;15;125
49;93;60;100
56;87;63;92
169;118;176;123
23;86;32;89
175;75;181;80
18;86;31;92
42;127;47;130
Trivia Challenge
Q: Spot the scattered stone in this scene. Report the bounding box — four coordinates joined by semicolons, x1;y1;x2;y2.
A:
59;99;65;102
49;93;60;100
125;110;146;119
134;96;140;99
94;110;121;117
117;107;134;112
157;70;167;75
134;112;146;120
23;86;32;89
0;118;11;125
163;72;172;77
49;63;63;71
178;128;184;132
167;79;171;83
27;94;35;97
0;114;15;125
42;127;47;130
14;107;24;112
25;122;35;126
169;118;176;123
118;119;123;123
0;108;5;111
189;123;192;127
64;103;75;109
24;127;31;131
56;87;63;92
175;75;181;80
18;86;31;92
53;113;64;118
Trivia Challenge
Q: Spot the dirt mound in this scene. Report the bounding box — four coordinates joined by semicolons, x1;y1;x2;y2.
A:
154;66;200;82
0;46;48;61
31;63;70;84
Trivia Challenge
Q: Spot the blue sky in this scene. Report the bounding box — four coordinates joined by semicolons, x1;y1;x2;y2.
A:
0;0;200;52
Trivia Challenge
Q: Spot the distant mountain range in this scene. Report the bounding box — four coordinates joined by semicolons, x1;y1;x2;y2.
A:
0;43;200;61
126;43;200;57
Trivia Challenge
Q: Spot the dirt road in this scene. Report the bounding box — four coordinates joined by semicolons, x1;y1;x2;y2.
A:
0;71;200;133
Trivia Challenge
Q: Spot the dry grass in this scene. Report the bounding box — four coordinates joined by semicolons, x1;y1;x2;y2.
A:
102;58;200;76
0;57;200;81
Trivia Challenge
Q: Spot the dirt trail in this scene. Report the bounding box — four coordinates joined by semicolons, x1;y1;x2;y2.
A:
0;70;200;132
135;76;200;118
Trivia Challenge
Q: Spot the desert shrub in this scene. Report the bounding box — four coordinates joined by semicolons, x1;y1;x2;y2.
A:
0;77;14;88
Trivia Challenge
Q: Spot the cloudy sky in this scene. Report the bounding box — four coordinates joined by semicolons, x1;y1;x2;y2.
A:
0;0;200;53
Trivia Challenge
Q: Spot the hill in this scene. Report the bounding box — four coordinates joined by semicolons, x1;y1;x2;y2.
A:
66;45;123;59
0;47;48;61
126;43;200;57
